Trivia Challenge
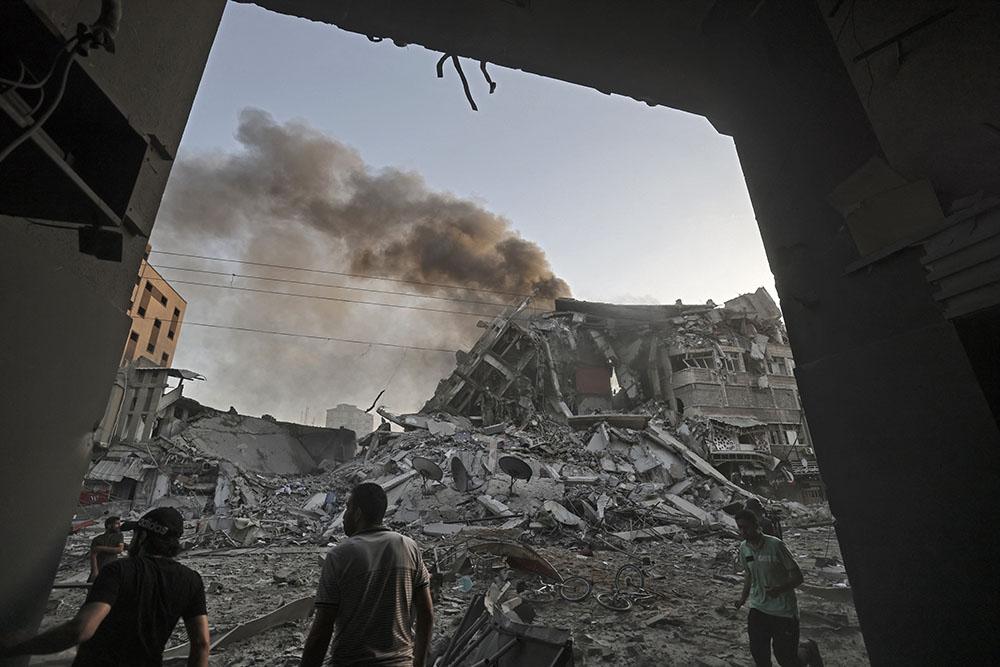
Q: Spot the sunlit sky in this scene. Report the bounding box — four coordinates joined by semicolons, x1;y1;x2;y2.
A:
155;2;777;420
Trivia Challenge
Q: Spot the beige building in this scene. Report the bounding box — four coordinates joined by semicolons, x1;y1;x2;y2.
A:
325;403;374;438
122;248;186;367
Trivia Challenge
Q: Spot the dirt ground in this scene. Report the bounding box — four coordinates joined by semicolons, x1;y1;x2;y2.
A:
43;516;867;666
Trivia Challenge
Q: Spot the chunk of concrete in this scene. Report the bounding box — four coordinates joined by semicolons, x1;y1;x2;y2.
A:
477;494;512;516
543;500;585;528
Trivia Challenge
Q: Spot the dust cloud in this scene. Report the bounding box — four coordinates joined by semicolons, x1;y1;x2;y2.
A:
152;108;570;423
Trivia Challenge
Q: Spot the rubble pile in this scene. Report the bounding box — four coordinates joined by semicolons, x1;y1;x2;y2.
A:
46;290;868;664
50;407;861;665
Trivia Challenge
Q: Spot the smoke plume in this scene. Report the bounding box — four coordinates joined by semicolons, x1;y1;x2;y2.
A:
152;108;570;421
161;108;569;299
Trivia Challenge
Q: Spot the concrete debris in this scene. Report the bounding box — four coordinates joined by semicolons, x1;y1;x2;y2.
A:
421;292;823;504
47;294;864;664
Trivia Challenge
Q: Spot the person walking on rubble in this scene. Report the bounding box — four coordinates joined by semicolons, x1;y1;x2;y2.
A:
744;497;782;540
735;508;804;667
88;515;125;582
300;482;435;667
0;507;210;666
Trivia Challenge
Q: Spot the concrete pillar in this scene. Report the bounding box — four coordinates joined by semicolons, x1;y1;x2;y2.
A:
704;2;1000;663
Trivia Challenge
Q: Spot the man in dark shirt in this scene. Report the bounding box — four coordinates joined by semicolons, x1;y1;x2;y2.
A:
301;482;434;667
1;507;210;666
89;515;125;582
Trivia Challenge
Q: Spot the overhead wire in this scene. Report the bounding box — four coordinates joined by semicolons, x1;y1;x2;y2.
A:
146;263;545;312
125;314;459;354
148;249;540;299
162;278;521;320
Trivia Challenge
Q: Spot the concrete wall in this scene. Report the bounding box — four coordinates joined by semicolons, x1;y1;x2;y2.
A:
0;1;224;658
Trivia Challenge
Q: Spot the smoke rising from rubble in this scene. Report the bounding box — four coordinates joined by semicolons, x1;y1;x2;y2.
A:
161;108;570;299
153;109;570;421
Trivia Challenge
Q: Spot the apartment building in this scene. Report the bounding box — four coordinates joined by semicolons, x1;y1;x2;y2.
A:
122;247;185;367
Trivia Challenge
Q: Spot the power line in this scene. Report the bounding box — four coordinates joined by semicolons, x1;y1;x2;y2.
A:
149;249;539;299
175;321;458;354
123;313;463;354
164;279;517;320
146;263;543;312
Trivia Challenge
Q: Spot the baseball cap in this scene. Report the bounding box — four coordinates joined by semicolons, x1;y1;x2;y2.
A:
121;507;184;539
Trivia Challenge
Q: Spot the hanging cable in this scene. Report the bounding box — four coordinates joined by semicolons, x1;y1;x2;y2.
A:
480;60;497;94
0;47;74;165
0;1;120;164
437;54;480;111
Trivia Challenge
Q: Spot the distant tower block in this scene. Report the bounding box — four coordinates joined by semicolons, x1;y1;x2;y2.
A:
325;403;374;437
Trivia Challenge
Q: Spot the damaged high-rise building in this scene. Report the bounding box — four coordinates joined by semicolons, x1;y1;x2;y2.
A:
424;288;823;502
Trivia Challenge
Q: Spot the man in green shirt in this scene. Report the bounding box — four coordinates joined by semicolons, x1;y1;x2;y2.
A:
735;509;803;666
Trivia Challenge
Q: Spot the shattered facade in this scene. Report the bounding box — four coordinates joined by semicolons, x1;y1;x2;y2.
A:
82;392;357;538
424;289;823;502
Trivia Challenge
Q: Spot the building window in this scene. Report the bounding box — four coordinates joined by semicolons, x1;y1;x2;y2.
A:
173;307;181;318
722;351;743;373
129;331;139;342
153;318;161;329
768;357;788;375
137;306;146;317
146;343;156;353
161;352;169;365
160;295;168;306
167;330;175;340
144;281;153;292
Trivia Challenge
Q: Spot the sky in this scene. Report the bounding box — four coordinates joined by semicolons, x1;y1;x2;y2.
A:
151;2;776;423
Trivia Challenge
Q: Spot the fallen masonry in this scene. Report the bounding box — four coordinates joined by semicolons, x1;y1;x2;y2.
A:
42;292;867;665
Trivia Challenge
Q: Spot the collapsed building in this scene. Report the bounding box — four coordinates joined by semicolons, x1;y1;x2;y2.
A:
424;289;823;502
81;362;356;525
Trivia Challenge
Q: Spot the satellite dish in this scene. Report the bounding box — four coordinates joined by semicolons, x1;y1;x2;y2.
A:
412;456;444;493
498;455;532;495
451;457;471;492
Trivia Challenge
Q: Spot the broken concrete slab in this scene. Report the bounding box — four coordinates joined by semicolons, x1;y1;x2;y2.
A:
586;423;611;453
477;494;512;516
569;413;650;430
664;493;711;523
423;522;465;537
543;500;585;527
612;524;682;542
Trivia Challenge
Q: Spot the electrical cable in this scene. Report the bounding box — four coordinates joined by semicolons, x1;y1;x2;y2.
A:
0;35;80;90
146;263;544;312
0;46;74;165
148;249;541;299
168;320;458;354
163;278;518;320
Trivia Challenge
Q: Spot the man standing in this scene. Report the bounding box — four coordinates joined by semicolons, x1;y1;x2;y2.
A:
88;515;125;582
735;508;803;667
1;507;210;666
744;497;782;539
301;482;434;667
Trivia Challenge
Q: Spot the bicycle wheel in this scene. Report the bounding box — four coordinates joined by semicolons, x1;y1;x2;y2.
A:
596;591;632;611
558;575;592;602
616;564;645;593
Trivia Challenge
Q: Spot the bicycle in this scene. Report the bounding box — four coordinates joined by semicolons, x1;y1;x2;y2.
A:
594;563;657;612
519;574;592;602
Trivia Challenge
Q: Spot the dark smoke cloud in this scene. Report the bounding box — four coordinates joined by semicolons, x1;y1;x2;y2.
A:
162;108;570;298
152;108;569;421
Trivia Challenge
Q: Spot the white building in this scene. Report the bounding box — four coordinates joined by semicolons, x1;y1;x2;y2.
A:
325;403;374;437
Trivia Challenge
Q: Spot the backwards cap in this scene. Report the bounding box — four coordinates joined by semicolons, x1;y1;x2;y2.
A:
121;507;184;539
